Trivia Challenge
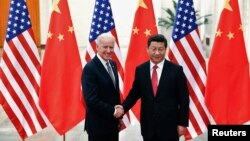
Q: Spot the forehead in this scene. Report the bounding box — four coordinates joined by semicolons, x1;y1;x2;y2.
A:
149;42;165;47
99;39;114;45
98;43;115;49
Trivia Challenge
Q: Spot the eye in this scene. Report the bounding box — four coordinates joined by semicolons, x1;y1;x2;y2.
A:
158;48;165;52
109;46;114;49
149;47;156;51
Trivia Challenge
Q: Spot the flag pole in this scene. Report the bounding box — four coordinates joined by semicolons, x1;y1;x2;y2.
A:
63;134;65;141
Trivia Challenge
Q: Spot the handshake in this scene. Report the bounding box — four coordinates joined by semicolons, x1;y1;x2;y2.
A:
113;105;124;119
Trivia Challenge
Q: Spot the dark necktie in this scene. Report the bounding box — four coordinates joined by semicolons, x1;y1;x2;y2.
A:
106;62;116;87
152;65;158;96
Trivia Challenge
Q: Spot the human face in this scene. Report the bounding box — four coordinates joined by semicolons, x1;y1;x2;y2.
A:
147;41;166;64
96;39;115;61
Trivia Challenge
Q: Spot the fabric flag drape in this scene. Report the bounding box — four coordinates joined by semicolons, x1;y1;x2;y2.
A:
124;0;158;121
39;0;85;135
168;0;211;139
84;0;130;128
0;0;47;139
205;0;250;124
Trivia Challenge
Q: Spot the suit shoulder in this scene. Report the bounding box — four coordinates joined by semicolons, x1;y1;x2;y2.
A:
136;61;150;69
84;60;94;67
166;60;183;69
84;59;97;72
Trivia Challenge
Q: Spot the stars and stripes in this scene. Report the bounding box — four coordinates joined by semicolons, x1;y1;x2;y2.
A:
85;0;130;128
0;0;47;139
168;0;211;139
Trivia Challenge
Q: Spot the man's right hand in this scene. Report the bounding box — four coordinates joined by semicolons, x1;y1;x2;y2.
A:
113;105;124;118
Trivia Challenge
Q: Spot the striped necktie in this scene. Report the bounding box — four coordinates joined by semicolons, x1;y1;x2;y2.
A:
106;62;116;87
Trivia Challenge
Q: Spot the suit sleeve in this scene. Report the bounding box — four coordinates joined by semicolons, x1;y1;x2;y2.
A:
82;65;115;119
122;67;141;113
177;67;190;126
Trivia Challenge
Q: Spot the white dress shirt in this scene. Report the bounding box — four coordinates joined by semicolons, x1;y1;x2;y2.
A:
150;59;165;84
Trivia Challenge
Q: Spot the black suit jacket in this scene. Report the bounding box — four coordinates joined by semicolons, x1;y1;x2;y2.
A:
123;59;189;140
82;56;120;136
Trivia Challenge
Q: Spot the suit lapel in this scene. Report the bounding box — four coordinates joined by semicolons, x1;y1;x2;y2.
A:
156;60;171;97
93;56;117;89
143;62;155;98
109;61;119;89
93;56;107;74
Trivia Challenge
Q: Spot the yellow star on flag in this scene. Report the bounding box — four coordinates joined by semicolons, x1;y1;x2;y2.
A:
47;31;53;39
238;24;243;31
53;0;61;13
68;26;74;33
144;29;151;37
224;0;232;11
138;0;147;9
133;27;139;35
216;29;222;37
57;33;64;41
227;32;234;40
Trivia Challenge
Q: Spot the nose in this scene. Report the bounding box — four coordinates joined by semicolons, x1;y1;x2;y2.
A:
155;50;160;55
107;47;111;53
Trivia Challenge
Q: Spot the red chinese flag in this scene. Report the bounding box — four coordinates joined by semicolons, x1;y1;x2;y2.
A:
124;0;158;120
205;0;250;124
39;0;85;134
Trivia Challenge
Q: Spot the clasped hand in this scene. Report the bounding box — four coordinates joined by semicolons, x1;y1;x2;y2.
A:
113;105;124;118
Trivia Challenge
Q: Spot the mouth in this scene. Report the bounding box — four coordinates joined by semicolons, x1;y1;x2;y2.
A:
105;55;112;59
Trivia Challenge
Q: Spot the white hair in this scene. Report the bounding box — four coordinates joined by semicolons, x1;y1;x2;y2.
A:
96;33;115;46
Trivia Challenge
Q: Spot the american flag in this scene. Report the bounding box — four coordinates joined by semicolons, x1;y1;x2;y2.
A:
0;0;47;139
85;0;130;127
168;0;211;139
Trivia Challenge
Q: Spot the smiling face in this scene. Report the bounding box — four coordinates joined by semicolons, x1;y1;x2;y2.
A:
147;41;167;64
96;33;115;61
97;40;115;61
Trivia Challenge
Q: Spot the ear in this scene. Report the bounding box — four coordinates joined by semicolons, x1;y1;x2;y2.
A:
146;47;150;54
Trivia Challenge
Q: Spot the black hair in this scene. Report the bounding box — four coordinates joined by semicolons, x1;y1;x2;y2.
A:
147;34;168;48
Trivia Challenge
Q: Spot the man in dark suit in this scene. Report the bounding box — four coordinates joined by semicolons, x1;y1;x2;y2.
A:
82;33;124;141
117;34;189;141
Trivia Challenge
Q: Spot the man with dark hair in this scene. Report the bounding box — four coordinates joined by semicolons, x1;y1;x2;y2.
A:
117;34;189;141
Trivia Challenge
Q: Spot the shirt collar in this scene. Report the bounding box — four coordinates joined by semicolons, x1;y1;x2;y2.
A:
150;59;165;70
97;54;109;66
